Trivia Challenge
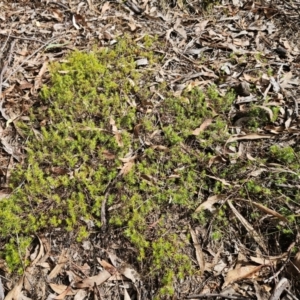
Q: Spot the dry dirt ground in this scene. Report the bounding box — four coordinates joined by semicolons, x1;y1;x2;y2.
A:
1;0;300;299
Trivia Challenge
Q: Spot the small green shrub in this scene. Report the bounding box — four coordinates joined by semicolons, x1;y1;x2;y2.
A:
247;105;269;130
5;236;31;273
269;145;296;164
0;35;237;296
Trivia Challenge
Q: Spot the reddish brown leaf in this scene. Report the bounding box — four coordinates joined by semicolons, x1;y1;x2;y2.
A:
120;160;135;176
98;259;118;275
192;118;213;135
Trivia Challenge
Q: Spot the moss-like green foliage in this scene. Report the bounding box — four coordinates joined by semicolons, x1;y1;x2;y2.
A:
269;145;296;164
0;35;236;296
2;33;299;296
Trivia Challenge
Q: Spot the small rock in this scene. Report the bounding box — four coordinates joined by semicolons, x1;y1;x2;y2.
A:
235;81;250;96
275;46;287;57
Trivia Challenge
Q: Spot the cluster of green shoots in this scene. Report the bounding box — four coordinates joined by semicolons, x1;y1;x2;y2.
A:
1;33;298;297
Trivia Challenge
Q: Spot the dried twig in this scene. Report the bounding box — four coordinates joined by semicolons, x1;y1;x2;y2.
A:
264;243;293;283
290;94;299;117
47;1;71;11
101;174;120;230
186;293;251;300
0;33;46;44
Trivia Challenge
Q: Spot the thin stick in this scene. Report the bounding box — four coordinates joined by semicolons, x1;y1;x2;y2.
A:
47;1;71;11
0;33;46;45
290;94;299;117
186;293;251;300
101;174;120;230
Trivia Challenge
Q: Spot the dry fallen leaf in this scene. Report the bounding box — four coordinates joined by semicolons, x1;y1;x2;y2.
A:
107;252;141;283
135;58;148;66
0;191;10;201
49;284;75;299
190;226;205;274
30;236;45;265
55;288;74;299
47;249;69;280
206;175;231;186
243;73;260;83
110;117;123;147
195;19;210;33
124;288;131;300
254;105;273;121
195;194;225;212
102;150;116;160
226;134;272;143
120;160;135;176
107;251;124;268
120;265;141;283
291;251;300;275
250;201;288;222
223;265;263;287
128;17;137;31
98;259;118;275
250;252;287;266
74;270;111;289
108;273;126;281
51;9;64;22
192;118;213;135
73;14;87;27
151;145;169;151
249;168;267;177
49;283;69;294
208;155;227;166
65;270;81;283
34;61;48;91
269;76;280;93
74;289;88;300
101;2;111;14
4;276;24;300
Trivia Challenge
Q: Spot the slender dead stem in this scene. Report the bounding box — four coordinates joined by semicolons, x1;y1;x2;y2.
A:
0;33;46;45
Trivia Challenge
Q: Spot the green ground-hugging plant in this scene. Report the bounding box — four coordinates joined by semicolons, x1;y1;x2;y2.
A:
0;35;236;296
